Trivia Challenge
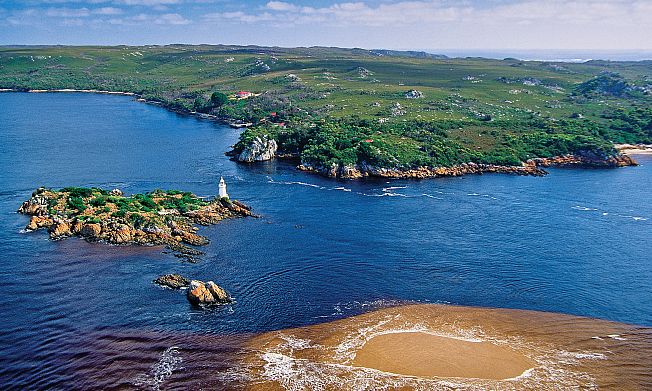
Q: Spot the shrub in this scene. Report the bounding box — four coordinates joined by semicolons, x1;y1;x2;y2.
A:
90;196;107;207
67;196;86;213
210;92;228;107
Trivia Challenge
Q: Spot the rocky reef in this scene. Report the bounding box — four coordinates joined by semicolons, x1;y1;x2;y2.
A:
237;135;278;162
18;187;254;259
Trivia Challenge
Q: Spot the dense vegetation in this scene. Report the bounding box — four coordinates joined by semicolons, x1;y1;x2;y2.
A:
1;45;650;170
39;187;209;228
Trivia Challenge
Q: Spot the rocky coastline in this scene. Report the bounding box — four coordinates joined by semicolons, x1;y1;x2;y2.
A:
294;152;637;180
296;161;547;179
234;134;637;179
18;187;254;260
3;90;639;181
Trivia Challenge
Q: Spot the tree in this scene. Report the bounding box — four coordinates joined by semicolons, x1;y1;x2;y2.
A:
211;92;228;107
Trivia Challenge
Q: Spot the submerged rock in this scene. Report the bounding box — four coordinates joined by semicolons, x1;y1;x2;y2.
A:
154;274;190;289
187;280;231;305
237;136;278;162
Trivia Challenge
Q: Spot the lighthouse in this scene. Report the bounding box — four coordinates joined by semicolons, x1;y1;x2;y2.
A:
218;177;229;199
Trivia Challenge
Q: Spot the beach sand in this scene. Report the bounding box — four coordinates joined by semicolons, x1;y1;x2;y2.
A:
615;143;652;155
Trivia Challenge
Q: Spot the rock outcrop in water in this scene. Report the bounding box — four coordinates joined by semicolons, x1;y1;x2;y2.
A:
237;135;278;162
154;274;190;289
187;280;231;305
18;187;255;258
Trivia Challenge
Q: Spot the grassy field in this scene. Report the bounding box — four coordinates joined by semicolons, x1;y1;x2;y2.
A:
1;45;651;172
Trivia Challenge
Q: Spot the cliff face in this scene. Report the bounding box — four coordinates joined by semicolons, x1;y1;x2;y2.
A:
237;136;278;162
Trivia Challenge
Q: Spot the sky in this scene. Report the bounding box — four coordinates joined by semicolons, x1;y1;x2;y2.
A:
0;0;651;53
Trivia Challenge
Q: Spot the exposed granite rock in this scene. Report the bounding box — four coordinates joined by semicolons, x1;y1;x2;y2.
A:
405;89;424;99
390;102;406;116
49;220;71;239
237;135;278;162
296;151;636;180
298;161;547;179
80;223;102;238
154;274;190;289
529;152;637;168
27;215;52;231
187;280;231;305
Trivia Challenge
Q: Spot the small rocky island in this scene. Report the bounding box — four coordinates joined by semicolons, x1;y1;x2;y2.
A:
154;274;232;306
18;186;254;259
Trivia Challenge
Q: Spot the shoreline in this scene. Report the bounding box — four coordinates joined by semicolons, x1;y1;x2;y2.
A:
2;89;640;180
293;153;637;180
1;88;136;96
3;88;261;131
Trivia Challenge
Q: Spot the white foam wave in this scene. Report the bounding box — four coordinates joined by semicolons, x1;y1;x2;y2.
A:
572;206;598;211
361;192;408;197
267;177;325;189
278;335;316;351
382;186;407;192
132;346;183;391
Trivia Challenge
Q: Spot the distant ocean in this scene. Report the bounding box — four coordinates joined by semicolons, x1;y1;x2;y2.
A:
424;49;652;62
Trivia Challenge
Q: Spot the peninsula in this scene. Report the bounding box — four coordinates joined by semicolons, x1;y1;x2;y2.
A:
18;187;253;258
1;45;650;179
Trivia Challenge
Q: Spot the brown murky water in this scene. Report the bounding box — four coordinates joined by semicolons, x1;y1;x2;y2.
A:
236;304;652;390
67;304;652;389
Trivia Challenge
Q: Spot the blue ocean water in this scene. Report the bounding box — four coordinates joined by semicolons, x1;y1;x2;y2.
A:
0;92;650;388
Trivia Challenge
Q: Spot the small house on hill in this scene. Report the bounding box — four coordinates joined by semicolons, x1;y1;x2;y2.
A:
235;91;253;99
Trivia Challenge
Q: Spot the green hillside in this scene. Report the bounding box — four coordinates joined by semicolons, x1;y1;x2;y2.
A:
1;45;651;173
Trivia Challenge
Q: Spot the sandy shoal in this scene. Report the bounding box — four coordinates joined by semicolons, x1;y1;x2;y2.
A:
352;331;534;380
239;304;652;390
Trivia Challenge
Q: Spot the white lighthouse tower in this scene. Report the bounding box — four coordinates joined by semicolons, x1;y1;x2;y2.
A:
218;177;229;199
